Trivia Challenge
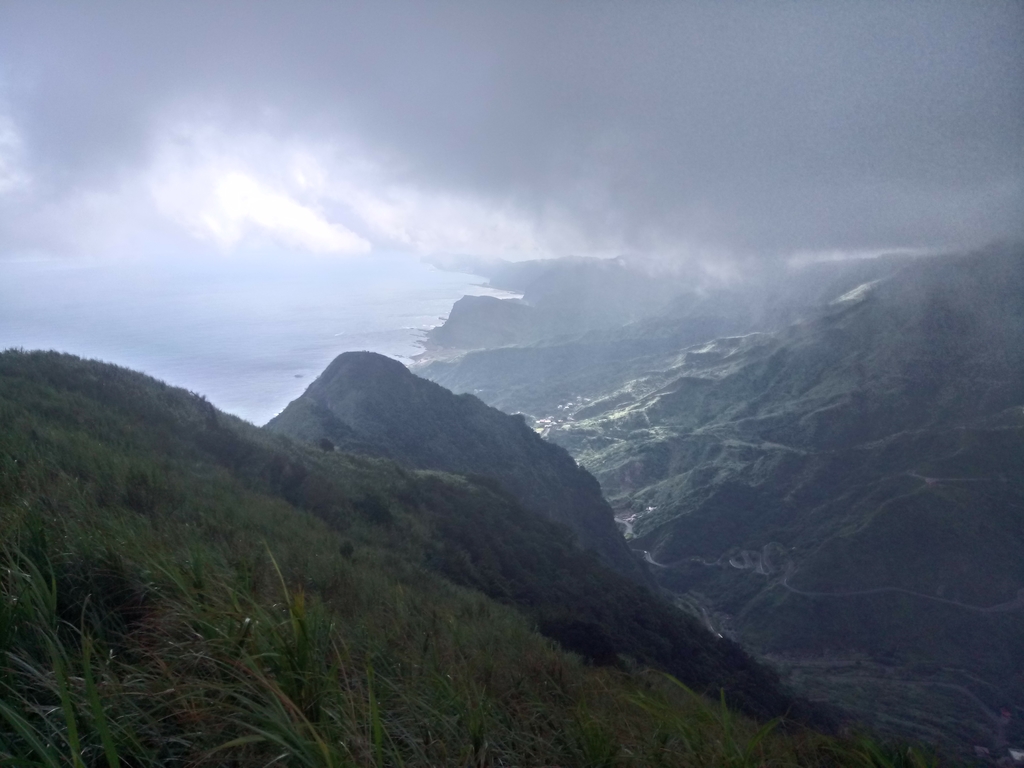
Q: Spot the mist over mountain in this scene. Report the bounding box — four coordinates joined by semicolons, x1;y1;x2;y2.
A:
418;251;912;411
424;256;692;351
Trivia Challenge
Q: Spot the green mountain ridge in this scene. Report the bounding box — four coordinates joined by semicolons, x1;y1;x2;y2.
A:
2;349;876;766
265;351;650;585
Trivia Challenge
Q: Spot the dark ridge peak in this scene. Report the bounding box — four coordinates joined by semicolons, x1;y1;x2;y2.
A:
267;351;652;585
319;350;411;381
307;350;478;414
306;352;431;413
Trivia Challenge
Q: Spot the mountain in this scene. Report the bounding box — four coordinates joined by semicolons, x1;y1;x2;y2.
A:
417;253;911;415
0;349;863;766
558;248;1024;751
265;351;650;584
417;245;1024;756
424;256;692;351
425;294;534;350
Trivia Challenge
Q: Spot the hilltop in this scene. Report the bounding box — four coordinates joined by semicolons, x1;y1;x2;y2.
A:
266;351;649;584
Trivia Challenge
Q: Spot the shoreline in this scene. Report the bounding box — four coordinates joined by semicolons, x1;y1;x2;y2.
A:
405;280;524;369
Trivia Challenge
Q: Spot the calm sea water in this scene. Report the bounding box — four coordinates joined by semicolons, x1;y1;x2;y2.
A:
0;252;505;424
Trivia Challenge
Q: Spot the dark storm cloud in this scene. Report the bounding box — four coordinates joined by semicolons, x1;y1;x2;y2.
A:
0;1;1021;259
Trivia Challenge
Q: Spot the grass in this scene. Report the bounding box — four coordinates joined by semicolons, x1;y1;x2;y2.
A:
0;349;949;766
0;515;947;766
2;512;872;768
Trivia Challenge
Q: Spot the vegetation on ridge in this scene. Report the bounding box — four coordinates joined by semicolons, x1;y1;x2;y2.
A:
0;349;943;765
266;350;647;584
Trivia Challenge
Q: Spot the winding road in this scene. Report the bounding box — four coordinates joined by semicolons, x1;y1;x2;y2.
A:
639;545;1024;614
907;471;1005;485
779;567;1024;614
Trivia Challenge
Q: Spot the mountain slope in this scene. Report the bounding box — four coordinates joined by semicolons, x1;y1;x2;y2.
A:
418;245;1024;755
417;253;910;416
265;351;649;584
545;247;1024;751
0;349;851;767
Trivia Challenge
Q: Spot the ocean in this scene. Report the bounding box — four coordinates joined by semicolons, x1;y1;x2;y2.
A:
0;252;507;424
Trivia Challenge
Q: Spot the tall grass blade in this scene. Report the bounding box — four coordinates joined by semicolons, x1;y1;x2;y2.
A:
52;650;85;768
367;661;383;768
0;697;62;768
81;636;119;768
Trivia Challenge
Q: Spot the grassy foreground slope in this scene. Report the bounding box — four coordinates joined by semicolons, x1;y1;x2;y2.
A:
0;349;917;767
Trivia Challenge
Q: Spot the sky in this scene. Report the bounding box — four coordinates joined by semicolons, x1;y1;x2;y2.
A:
0;1;1021;266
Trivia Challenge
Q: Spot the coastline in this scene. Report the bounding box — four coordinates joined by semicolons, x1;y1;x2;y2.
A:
406;276;524;369
0;254;513;426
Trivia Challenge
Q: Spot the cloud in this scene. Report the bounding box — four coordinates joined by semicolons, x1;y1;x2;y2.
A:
324;172;544;258
148;132;371;255
0;114;28;195
0;2;1021;262
144;123;551;258
210;172;369;253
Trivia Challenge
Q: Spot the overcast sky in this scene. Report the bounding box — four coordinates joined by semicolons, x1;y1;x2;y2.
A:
0;1;1021;265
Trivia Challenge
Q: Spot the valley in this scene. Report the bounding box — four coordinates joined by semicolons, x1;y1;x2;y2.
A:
418;245;1024;757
